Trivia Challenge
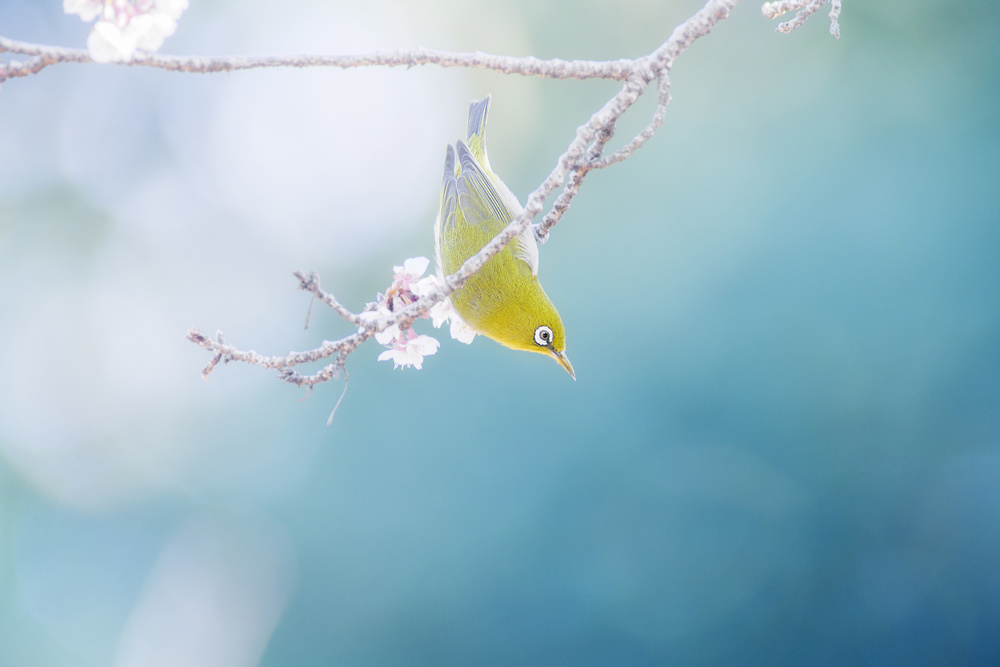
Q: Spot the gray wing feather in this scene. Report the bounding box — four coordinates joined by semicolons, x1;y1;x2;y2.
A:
455;141;512;227
434;144;458;278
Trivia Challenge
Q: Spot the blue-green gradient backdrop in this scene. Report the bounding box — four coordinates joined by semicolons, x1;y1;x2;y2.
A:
1;1;998;665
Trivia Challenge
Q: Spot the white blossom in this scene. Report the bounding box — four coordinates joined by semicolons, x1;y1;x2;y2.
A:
373;323;401;346
131;11;179;52
402;257;478;345
449;315;477;344
393;256;430;283
377;332;440;370
65;0;188;63
365;256;477;368
63;0;103;22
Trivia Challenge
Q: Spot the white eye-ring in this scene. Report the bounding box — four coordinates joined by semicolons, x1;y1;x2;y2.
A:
534;325;553;347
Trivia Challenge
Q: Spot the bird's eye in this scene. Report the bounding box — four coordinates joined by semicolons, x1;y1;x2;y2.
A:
534;325;553;347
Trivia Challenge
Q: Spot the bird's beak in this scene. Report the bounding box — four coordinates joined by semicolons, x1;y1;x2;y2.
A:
552;350;576;381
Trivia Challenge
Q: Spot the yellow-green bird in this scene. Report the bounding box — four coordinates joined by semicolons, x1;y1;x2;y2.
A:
435;95;575;379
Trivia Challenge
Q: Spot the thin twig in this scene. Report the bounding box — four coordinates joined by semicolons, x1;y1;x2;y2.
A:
326;369;349;426
761;0;842;37
293;271;363;326
829;0;842;39
186;326;357;380
593;71;672;169
777;0;824;34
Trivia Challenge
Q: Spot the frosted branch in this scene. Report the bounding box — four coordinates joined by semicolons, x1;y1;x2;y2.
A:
295;271;363;327
0;36;635;84
829;0;842;39
762;0;842;38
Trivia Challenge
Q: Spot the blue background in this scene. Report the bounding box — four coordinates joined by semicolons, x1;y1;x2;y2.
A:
1;1;998;665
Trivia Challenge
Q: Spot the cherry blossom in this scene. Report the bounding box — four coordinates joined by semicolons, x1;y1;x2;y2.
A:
377;329;440;370
64;0;188;63
364;256;477;369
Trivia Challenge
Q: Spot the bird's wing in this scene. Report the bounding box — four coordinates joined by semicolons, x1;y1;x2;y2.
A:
455;141;539;275
435;144;458;278
456;141;510;227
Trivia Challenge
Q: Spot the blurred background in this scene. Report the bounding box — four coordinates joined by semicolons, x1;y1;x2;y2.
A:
2;0;999;665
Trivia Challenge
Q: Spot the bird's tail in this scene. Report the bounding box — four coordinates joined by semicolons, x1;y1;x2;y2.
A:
465;95;492;171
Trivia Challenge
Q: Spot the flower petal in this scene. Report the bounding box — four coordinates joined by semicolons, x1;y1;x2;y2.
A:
393;256;430;280
154;0;190;21
411;275;438;298
374;324;401;346
88;20;138;63
128;12;178;52
408;334;440;356
450;317;476;344
428;301;453;328
64;0;103;22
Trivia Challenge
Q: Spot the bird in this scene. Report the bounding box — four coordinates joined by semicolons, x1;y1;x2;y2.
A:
435;95;575;379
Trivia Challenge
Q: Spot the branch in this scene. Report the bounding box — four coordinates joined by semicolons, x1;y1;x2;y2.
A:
0;35;636;84
296;272;362;327
762;0;842;38
186;271;370;388
0;42;91;82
